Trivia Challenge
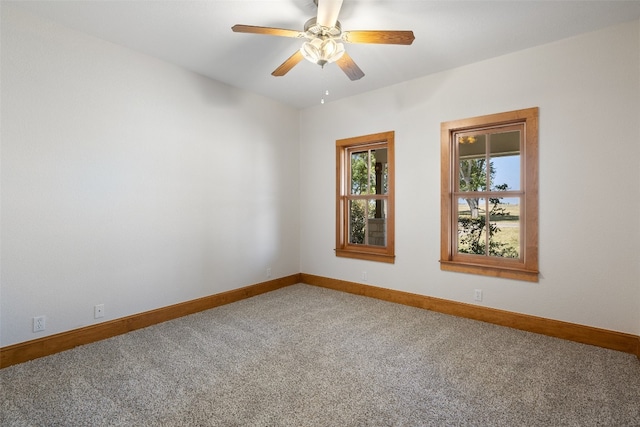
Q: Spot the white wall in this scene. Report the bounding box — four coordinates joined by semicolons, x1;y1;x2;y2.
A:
1;6;300;346
300;20;640;335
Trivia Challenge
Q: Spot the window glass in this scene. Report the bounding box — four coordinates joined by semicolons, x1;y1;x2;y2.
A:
350;151;369;195
488;196;520;259
490;130;521;192
457;133;487;192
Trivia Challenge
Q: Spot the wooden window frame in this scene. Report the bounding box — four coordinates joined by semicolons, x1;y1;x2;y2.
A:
336;131;395;263
440;108;539;282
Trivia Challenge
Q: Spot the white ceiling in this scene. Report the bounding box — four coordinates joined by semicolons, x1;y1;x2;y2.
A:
8;0;640;109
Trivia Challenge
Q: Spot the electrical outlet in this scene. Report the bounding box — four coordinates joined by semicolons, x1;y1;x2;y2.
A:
94;304;105;319
361;271;367;281
33;315;46;332
474;289;483;302
266;267;272;279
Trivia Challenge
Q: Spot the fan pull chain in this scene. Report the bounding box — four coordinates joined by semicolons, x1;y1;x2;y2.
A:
321;88;329;104
320;67;329;104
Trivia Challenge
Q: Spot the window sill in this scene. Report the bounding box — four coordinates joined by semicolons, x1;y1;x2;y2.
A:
336;249;395;264
440;260;538;282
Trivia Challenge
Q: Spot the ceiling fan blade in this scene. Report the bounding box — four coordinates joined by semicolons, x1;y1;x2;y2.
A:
272;50;305;76
342;30;415;45
316;0;343;28
232;25;304;38
335;52;364;81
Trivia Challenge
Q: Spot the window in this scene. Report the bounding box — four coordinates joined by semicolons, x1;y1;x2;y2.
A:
440;108;538;281
336;131;395;263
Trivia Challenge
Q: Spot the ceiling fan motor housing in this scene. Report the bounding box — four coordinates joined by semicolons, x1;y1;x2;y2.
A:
304;17;342;38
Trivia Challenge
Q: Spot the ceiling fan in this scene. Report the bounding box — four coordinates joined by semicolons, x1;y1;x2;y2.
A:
232;0;415;81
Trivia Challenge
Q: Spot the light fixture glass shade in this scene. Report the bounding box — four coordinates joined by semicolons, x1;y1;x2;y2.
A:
300;38;345;66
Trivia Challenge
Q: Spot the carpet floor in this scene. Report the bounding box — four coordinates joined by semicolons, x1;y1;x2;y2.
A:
1;284;639;426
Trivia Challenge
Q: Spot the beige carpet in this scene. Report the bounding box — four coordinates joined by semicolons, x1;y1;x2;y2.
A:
1;284;639;426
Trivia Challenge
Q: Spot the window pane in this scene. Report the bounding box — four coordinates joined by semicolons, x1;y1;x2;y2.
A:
350;151;369;195
348;199;366;244
371;148;388;195
457;197;487;255
458;133;487;192
488;197;520;258
348;199;387;247
368;199;387;247
490;130;521;191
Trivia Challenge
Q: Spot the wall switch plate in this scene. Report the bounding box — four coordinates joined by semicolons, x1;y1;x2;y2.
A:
33;315;46;332
94;304;105;319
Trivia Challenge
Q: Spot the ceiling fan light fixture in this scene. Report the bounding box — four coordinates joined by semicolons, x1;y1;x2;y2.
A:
300;37;345;66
